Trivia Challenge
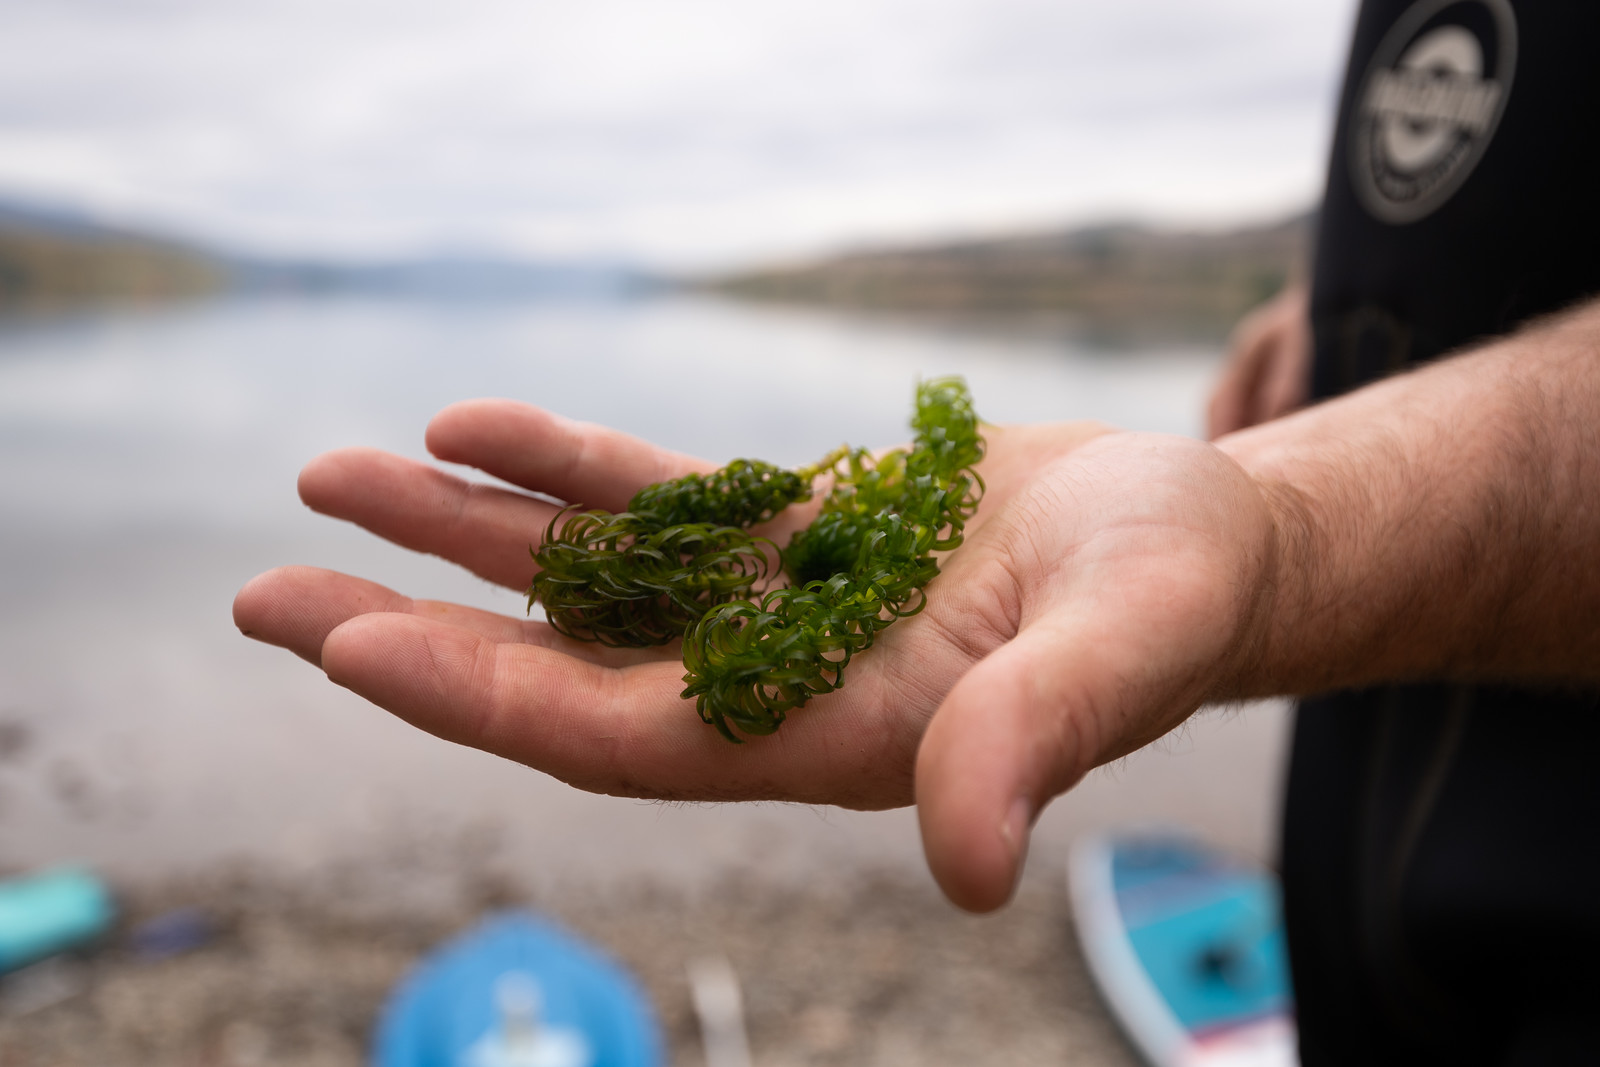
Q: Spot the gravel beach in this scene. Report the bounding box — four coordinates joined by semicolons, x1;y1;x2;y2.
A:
0;857;1142;1067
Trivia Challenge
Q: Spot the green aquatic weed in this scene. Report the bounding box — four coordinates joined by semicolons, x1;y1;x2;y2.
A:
529;451;849;646
528;377;985;740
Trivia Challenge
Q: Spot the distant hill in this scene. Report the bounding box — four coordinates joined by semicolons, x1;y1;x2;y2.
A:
0;202;224;305
704;215;1310;332
226;253;657;300
0;198;657;307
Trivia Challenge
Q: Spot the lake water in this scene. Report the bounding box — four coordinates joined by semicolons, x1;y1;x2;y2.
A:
0;293;1290;894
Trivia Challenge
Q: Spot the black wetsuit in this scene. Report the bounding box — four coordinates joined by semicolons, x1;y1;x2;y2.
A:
1284;2;1600;1063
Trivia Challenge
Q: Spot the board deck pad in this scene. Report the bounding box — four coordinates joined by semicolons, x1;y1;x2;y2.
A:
1068;834;1297;1067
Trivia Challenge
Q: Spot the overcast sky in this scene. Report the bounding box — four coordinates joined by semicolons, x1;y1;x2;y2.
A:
0;0;1357;268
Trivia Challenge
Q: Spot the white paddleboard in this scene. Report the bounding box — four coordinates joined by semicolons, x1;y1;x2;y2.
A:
1068;833;1298;1067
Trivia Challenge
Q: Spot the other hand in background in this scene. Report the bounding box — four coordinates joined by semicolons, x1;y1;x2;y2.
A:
1207;284;1311;439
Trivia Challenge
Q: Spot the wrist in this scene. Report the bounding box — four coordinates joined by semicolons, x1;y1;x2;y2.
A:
1212;310;1598;695
1227;470;1322;700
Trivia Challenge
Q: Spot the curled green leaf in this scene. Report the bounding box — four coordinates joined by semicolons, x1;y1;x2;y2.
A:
682;377;985;740
531;513;774;647
526;377;986;740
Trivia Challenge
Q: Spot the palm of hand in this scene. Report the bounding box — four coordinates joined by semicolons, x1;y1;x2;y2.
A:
234;400;1274;910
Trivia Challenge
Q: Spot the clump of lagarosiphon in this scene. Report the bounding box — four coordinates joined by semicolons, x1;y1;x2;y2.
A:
528;377;985;742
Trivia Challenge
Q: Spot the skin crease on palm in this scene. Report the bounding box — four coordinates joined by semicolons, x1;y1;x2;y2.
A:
232;398;1284;914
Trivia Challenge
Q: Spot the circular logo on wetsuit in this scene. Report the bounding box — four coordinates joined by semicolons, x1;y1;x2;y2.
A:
1349;0;1517;224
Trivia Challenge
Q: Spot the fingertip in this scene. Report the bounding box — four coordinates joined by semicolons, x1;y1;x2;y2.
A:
425;398;492;460
232;565;330;663
916;626;1099;912
297;448;369;512
425;398;547;464
232;568;280;636
920;787;1032;913
915;656;1036;913
236;566;415;667
320;612;418;686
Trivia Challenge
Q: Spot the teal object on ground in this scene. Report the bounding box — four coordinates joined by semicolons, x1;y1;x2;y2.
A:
1117;846;1290;1034
1069;833;1298;1067
375;911;662;1067
0;867;116;973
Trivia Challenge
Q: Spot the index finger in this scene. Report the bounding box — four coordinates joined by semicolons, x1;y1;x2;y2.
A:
426;399;713;512
297;402;716;591
298;447;560;590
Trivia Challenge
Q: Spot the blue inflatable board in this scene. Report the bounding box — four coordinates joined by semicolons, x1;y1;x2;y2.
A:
1068;834;1297;1067
374;912;662;1067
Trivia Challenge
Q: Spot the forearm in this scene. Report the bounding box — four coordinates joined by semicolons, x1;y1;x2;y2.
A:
1218;298;1600;696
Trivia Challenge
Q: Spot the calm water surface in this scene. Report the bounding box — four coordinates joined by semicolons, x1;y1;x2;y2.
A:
0;293;1288;891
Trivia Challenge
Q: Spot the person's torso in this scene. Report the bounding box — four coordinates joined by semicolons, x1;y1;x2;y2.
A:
1311;0;1600;394
1289;2;1600;1063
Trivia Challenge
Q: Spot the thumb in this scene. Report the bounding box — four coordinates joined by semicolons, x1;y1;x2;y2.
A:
914;617;1110;912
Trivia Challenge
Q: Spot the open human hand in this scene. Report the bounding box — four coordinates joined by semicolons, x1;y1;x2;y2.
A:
234;399;1281;911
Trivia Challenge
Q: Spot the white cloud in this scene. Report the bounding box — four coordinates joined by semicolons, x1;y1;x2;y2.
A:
0;0;1357;266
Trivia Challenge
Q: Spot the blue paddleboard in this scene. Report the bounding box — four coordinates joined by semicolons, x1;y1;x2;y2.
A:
374;911;662;1067
1068;833;1297;1067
